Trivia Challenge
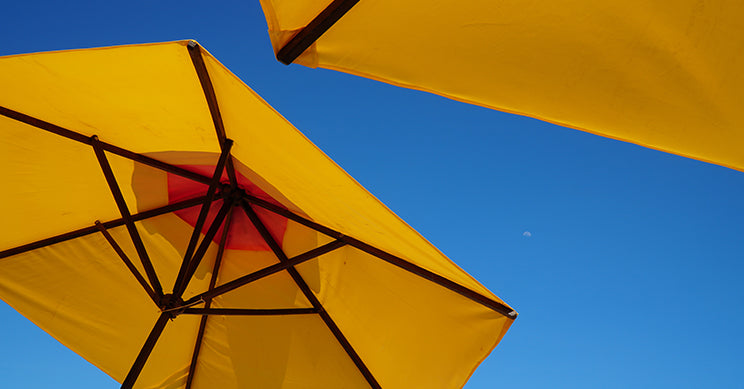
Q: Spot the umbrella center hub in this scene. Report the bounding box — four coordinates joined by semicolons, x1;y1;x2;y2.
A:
220;184;247;203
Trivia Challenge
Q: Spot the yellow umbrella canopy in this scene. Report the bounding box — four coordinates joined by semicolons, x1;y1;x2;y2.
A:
0;41;515;388
260;0;744;172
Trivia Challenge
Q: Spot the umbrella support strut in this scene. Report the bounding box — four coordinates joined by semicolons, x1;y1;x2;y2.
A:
121;312;171;389
0;195;209;260
240;200;382;389
182;308;319;316
95;221;160;305
92;135;164;297
242;193;518;318
182;239;346;305
172;139;233;297
173;197;234;298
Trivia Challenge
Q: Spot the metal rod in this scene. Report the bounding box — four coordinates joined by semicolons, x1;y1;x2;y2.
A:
121;312;170;389
92;136;164;297
0;196;208;261
243;193;341;237
0;105;211;185
242;193;517;318
346;236;517;318
182;308;319;316
173;199;233;298
240;200;381;389
187;41;227;145
99;142;211;185
276;0;361;65
182;239;345;305
184;207;232;389
184;308;208;389
173;140;233;295
186;42;238;188
95;221;159;306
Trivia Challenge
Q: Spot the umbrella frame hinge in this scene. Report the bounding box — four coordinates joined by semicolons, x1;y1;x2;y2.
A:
159;294;204;319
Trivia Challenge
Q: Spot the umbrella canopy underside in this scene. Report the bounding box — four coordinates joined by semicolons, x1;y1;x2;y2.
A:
0;41;514;388
261;0;744;172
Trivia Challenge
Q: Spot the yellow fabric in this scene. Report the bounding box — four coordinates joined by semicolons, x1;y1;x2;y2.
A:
0;42;513;388
0;221;213;386
261;0;744;172
296;247;514;388
202;51;504;302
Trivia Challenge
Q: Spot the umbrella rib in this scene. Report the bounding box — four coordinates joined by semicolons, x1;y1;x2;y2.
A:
121;312;171;389
173;139;233;296
92;136;164;297
276;0;361;65
184;207;232;389
242;193;518;318
173;198;234;298
0;105;211;185
239;200;382;389
187;41;238;189
182;307;320;316
0;195;207;261
182;239;346;305
94;221;160;306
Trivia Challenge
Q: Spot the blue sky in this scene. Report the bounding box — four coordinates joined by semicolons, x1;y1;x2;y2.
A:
2;1;744;387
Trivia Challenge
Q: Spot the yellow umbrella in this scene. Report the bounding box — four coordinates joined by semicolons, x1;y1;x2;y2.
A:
0;41;515;388
261;0;744;171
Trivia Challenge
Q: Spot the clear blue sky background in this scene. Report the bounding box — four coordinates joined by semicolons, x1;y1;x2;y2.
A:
2;1;744;388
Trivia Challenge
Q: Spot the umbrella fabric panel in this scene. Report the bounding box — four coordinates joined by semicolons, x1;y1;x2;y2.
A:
180;313;241;389
0;41;218;155
296;247;513;389
136;212;227;299
201;51;508;304
210;251;314;310
262;0;744;172
210;221;319;310
0;224;211;386
0;116;124;249
261;0;333;31
191;315;370;388
134;314;204;389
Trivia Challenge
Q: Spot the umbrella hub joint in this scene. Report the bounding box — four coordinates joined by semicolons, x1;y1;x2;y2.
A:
159;293;186;318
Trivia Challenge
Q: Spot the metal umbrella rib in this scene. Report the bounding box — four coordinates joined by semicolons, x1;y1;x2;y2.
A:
240;199;382;389
276;0;361;65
